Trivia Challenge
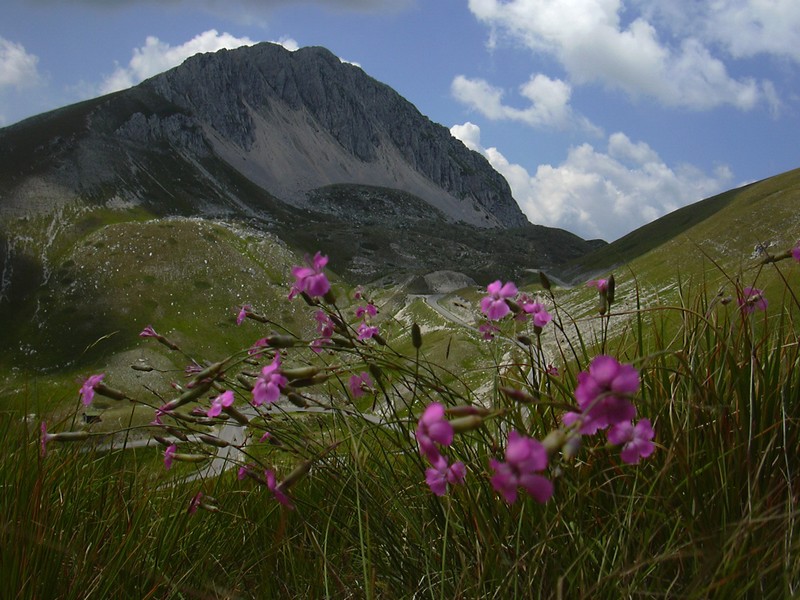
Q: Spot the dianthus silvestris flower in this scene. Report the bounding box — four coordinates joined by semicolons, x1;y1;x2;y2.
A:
563;355;639;435
478;322;499;341
139;325;159;337
357;322;379;341
425;454;467;496
489;431;553;504
266;469;293;509
738;286;768;314
289;251;330;299
355;304;378;319
188;492;203;515
348;372;374;398
236;305;250;326
480;280;517;320
207;390;234;418
792;242;800;262
79;373;105;406
587;279;609;293
164;444;177;470
607;419;656;464
415;402;454;463
252;355;287;406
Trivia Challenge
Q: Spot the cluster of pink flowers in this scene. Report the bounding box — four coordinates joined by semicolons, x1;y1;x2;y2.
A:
479;280;552;331
311;310;335;352
415;403;466;496
562;355;654;464
489;431;553;504
354;300;380;341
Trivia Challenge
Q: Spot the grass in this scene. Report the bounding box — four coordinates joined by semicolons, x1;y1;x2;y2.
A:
3;250;800;598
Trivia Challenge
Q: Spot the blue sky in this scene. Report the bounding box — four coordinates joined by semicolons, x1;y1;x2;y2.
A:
2;0;799;241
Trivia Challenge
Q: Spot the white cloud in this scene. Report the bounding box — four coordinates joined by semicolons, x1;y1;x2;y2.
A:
452;73;601;134
641;0;800;63
467;0;767;111
0;37;42;89
100;30;257;94
451;122;733;241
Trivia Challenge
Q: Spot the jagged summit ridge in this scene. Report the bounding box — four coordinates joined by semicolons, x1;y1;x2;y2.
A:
132;42;528;227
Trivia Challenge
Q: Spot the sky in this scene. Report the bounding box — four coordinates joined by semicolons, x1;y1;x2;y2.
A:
2;0;799;242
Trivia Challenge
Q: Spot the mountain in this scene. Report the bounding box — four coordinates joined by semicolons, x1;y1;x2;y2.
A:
0;42;602;375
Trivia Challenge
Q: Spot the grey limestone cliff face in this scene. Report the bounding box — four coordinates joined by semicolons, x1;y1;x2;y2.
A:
136;43;528;228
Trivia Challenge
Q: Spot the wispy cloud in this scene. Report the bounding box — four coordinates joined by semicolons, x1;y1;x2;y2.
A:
451;122;733;241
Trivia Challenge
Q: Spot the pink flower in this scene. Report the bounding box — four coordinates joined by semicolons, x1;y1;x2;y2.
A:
607;419;656;464
79;373;105;406
259;431;272;443
252;355;287;406
792;242;800;262
348;372;374;398
314;310;335;337
355;304;378;319
564;355;639;434
425;454;467;496
546;364;560;377
357;322;379;341
480;280;518;320
518;296;551;328
289;252;330;299
415;402;454;463
139;325;158;338
236;305;250;326
478;322;499;341
207;390;234;418
248;337;269;358
164;444;177;470
266;469;293;509
188;492;203;515
738;286;768;314
489;431;553;504
587;279;609;293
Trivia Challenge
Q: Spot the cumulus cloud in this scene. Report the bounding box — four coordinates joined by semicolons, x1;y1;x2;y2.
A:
0;37;42;89
467;0;768;111
451;122;733;241
452;73;602;134
100;30;257;94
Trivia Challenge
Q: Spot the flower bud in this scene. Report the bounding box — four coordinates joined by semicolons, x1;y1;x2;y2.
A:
286;392;309;408
322;289;337;305
445;405;492;418
267;334;296;348
171;452;208;464
500;386;535;404
50;431;91;443
562;435;581;460
516;334;532;346
224;404;251;425
164;427;189;441
607;274;616;306
236;374;255;391
278;459;313;491
199;434;229;448
281;365;320;380
411;323;422;349
540;429;566;454
162;380;213;412
539;271;552;291
449;414;484;433
94;382;127;401
368;363;382;383
373;333;387;346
